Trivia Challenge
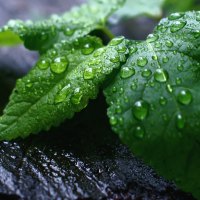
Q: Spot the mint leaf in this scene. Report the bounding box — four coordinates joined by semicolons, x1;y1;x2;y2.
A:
0;0;125;51
104;11;200;199
0;30;22;46
0;36;128;140
112;0;164;22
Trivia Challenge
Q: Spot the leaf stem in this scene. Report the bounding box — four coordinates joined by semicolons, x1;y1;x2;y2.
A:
100;26;115;40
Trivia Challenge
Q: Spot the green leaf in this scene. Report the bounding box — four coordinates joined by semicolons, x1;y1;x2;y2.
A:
0;0;125;51
112;0;164;21
0;36;128;140
104;11;200;199
0;30;22;46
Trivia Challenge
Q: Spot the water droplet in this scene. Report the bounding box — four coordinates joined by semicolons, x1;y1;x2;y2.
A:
192;30;200;39
170;21;187;33
109;36;124;46
120;67;135;79
152;55;158;60
115;105;122;114
110;55;120;63
38;58;50;70
93;48;105;57
196;12;200;21
166;40;173;47
137;57;148;67
71;88;83;105
176;113;185;129
132;100;149;121
135;126;145;139
162;113;168;121
129;47;138;54
50;57;68;74
177;89;192;105
110;116;117;125
55;84;71;104
131;82;138;90
154;69;169;82
159;96;167;106
81;43;95;55
147;34;159;43
166;84;173;93
84;68;95;80
155;42;161;48
64;28;75;36
177;64;184;72
112;86;117;93
162;57;169;63
176;77;182;85
168;12;184;20
142;69;152;78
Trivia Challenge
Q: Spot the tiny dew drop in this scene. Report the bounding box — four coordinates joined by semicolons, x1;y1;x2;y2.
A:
170;21;187;33
38;58;50;70
131;82;138;90
168;12;184;20
132;100;149;121
196;12;200;21
112;86;117;93
50;57;69;74
159;96;167;106
137;57;148;67
176;113;185;129
84;68;95;80
64;28;75;36
110;55;120;63
152;55;158;60
120;67;135;79
81;43;95;55
71;88;83;105
142;69;152;78
166;40;173;47
176;77;182;85
177;89;192;105
109;36;124;46
135;126;145;139
146;34;159;43
177;64;184;72
192;30;200;39
129;47;138;54
109;116;117;125
166;84;173;93
54;84;71;104
154;69;169;82
162;57;169;63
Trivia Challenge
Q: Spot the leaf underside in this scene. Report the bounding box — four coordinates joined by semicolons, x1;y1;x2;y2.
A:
0;0;125;51
104;11;200;199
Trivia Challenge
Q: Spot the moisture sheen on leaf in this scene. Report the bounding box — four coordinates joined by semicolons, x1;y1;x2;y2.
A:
0;36;128;140
0;0;125;51
104;11;200;199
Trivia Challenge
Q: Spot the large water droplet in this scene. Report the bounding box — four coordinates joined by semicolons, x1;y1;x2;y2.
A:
38;58;50;70
81;43;95;55
146;34;159;43
120;67;135;79
132;100;149;121
177;89;192;105
71;88;83;105
55;84;71;104
170;21;187;33
137;57;148;67
109;36;124;46
176;113;185;129
84;68;95;80
154;69;169;82
168;13;184;20
50;57;68;74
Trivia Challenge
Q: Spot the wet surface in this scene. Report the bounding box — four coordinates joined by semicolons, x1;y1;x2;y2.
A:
0;0;197;199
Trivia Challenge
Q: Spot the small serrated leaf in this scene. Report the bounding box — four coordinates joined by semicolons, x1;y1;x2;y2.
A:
104;11;200;199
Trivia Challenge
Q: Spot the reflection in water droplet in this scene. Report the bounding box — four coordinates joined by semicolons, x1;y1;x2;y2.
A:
50;57;69;74
177;89;192;105
120;67;135;79
170;21;187;33
176;113;185;129
154;69;169;82
137;57;148;67
84;68;95;80
132;100;149;121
